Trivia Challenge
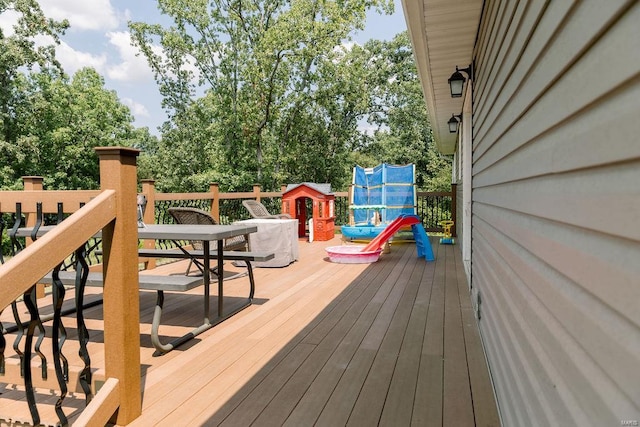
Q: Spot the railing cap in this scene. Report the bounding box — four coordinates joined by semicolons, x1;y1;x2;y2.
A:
95;146;141;158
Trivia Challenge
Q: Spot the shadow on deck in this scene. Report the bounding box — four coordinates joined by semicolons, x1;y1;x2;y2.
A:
130;236;499;426
0;236;499;426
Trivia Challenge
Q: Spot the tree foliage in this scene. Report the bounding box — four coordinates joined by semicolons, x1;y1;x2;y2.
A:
133;2;450;193
130;0;393;192
0;3;157;190
0;0;68;145
1;68;156;189
0;1;450;194
350;33;452;191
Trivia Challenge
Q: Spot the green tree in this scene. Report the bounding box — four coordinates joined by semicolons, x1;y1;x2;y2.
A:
268;42;373;190
0;0;68;145
1;68;156;189
351;33;451;191
131;0;393;192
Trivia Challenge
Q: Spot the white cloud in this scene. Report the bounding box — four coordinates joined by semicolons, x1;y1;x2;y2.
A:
32;35;108;75
105;31;154;82
358;122;378;136
340;41;358;52
105;31;200;85
331;41;361;63
181;54;202;80
121;97;150;117
0;10;19;36
40;0;120;31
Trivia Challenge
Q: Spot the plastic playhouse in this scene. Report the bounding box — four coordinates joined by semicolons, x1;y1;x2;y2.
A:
341;163;417;240
281;182;335;241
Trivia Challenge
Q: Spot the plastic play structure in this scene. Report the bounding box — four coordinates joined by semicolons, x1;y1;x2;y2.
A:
327;215;434;263
324;245;384;264
439;220;455;244
341;163;417;240
281;183;335;241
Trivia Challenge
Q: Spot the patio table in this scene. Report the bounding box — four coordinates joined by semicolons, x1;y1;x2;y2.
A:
135;224;258;319
15;223;258;354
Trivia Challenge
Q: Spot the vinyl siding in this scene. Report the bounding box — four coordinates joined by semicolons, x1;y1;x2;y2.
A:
470;1;640;425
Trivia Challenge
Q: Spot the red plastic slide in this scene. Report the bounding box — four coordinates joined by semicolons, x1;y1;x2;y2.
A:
362;215;420;252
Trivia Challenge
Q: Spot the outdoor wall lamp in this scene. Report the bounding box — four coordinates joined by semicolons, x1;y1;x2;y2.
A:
448;114;462;133
448;64;473;98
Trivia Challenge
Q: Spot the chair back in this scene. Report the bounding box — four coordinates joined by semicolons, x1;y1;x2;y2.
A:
242;200;291;219
168;207;248;251
137;194;147;228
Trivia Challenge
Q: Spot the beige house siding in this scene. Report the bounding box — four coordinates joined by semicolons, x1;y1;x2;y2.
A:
470;1;640;426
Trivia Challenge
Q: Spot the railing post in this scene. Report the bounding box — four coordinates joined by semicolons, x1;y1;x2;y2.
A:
96;147;142;424
141;179;156;270
252;184;261;202
210;183;220;222
141;179;156;225
22;176;44;245
348;185;354;226
281;184;288;216
451;183;458;237
22;176;46;298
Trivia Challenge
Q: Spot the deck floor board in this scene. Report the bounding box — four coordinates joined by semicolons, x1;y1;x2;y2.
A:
377;244;436;426
0;236;500;426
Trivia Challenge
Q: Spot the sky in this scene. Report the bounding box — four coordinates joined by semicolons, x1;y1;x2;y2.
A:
1;0;407;135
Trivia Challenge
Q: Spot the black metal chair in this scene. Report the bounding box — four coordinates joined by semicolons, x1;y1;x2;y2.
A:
168;207;249;276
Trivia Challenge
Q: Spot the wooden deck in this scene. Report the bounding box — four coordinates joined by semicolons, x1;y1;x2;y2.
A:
0;236;499;426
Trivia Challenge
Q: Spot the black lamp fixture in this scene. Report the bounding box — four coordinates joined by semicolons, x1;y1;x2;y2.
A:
448;63;474;98
448;114;462;133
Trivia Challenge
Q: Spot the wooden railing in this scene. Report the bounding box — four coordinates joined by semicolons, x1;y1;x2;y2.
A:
139;182;457;237
0;148;141;426
1;168;456;425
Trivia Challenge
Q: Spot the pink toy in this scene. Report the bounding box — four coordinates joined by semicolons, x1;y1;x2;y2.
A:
326;214;434;264
325;245;383;264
